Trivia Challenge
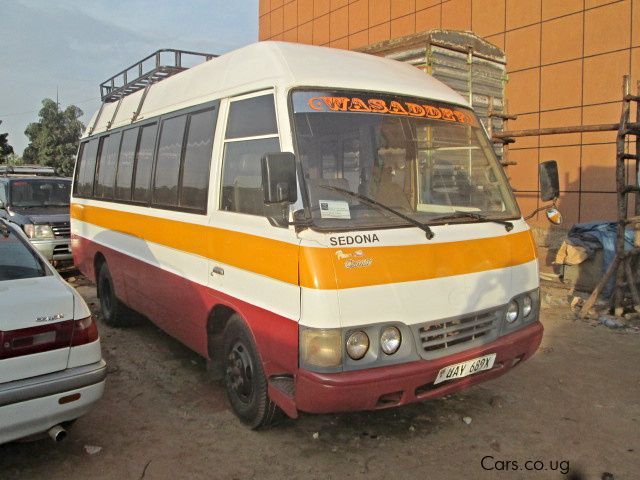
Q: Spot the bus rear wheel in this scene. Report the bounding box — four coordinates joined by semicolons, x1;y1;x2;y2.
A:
222;314;281;429
97;262;137;328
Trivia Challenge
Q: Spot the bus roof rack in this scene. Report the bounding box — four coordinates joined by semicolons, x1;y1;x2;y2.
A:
0;165;57;176
100;48;218;103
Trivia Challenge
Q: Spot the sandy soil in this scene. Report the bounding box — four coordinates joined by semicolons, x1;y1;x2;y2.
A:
1;279;638;480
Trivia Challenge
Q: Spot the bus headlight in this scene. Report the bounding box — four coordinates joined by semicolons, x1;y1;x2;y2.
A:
24;224;54;239
506;300;519;323
522;295;533;317
346;331;369;360
300;328;342;368
380;326;401;355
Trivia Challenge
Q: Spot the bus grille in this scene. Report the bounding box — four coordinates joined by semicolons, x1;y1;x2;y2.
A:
415;309;502;359
51;222;71;238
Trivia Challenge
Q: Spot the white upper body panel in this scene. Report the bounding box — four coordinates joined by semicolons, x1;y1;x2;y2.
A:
84;41;468;136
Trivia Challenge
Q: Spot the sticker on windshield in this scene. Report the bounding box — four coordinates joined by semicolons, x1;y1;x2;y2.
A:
319;200;351;219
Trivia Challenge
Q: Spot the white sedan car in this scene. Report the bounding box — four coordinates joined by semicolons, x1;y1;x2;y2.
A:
0;218;106;444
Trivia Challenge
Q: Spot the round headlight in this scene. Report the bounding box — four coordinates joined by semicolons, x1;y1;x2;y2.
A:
522;295;532;317
506;300;519;323
380;326;401;355
346;331;369;360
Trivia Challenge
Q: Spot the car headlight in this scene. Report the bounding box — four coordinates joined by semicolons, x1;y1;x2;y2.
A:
300;328;342;368
522;295;532;317
24;224;54;239
380;326;401;355
506;300;519;323
346;331;369;360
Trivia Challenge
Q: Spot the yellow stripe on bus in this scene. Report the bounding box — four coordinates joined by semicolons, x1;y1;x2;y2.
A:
71;204;536;290
300;230;536;289
70;203;299;285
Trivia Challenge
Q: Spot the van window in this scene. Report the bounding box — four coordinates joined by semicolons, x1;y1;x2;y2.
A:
221;94;279;216
133;123;158;203
225;95;277;139
153;115;187;206
114;128;138;201
72;142;85;194
75;138;99;197
180;109;217;211
221;138;280;216
95;132;122;199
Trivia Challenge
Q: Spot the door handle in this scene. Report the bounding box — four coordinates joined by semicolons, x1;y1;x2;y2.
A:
211;266;224;276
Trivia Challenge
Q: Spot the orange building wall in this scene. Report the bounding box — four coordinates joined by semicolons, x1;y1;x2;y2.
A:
259;0;640;229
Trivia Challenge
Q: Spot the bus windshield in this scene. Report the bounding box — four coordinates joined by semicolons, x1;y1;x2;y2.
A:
292;90;519;231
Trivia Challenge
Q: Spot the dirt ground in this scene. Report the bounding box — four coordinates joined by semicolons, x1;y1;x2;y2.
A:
1;278;638;480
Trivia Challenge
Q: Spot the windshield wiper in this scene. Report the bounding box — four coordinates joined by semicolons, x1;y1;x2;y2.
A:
431;210;514;232
318;185;435;239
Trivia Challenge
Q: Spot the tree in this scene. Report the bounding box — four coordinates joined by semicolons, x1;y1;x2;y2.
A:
6;153;23;166
23;99;84;176
0;122;14;163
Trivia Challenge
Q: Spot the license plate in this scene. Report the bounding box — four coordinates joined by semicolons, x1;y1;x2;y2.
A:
433;354;496;385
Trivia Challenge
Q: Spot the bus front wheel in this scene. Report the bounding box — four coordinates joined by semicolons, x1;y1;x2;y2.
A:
222;314;281;429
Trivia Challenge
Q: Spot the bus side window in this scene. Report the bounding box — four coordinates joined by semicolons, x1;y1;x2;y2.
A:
179;108;218;212
95;132;122;200
72;142;86;195
76;139;99;197
133;123;158;203
220;94;279;216
153;115;187;207
114;128;139;201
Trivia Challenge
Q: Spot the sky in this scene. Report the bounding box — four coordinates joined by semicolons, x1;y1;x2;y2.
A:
0;0;259;154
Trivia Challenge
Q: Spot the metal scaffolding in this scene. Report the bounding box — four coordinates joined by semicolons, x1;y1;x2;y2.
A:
490;76;640;317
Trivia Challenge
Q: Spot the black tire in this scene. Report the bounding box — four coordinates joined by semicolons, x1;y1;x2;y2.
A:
97;262;137;327
223;314;281;429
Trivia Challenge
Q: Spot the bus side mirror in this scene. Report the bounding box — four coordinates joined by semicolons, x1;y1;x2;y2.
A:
539;160;562;225
262;152;298;205
539;160;559;202
0;200;4;210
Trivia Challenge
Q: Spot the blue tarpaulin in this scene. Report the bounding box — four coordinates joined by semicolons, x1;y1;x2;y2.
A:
566;222;635;297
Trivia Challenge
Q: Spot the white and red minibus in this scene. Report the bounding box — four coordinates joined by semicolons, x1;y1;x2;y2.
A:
71;42;550;428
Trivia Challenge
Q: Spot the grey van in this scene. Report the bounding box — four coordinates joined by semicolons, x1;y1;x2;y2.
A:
0;166;72;267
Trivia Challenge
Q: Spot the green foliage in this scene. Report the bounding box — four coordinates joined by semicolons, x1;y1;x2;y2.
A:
0;131;14;162
23;99;84;176
6;153;23;166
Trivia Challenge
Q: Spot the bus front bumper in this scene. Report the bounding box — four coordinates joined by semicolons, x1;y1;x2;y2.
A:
295;321;543;414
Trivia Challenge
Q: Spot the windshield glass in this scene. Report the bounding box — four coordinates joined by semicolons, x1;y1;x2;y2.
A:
292;90;519;230
9;179;71;208
0;225;47;280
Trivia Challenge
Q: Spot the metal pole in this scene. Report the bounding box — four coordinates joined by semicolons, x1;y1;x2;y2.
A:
494;123;622;139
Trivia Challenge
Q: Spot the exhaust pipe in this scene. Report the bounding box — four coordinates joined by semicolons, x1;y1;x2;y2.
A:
48;425;67;443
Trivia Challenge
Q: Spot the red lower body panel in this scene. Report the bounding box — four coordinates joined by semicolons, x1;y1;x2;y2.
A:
295;322;543;414
73;234;543;417
71;234;298;377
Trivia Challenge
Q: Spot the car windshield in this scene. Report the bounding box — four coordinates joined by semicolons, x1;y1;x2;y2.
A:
292;90;519;230
0;225;47;281
9;179;71;208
